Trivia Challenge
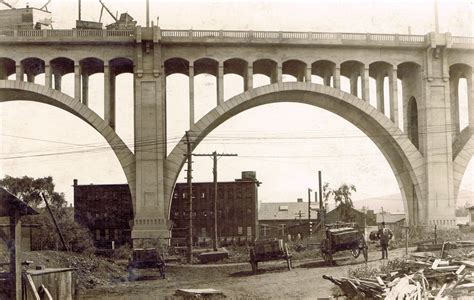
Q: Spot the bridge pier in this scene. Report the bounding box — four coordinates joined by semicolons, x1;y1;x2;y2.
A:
418;43;457;227
131;27;170;247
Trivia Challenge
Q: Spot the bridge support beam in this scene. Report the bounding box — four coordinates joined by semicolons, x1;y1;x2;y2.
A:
82;74;89;106
361;67;370;101
419;46;456;227
132;28;170;247
217;61;224;104
350;74;358;96
244;64;253;90
74;64;81;102
44;65;52;89
468;72;474;129
189;63;195;127
15;64;23;81
389;67;399;127
376;75;385;114
104;65;116;129
333;65;340;89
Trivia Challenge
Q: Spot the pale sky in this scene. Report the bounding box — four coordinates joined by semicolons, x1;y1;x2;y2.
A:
1;0;473;212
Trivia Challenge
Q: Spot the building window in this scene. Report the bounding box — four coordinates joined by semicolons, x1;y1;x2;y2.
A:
182;192;186;199
201;227;206;237
238;226;243;235
247;226;252;238
114;229;119;240
174;192;179;199
279;224;286;236
201;192;205;199
105;229;110;240
95;229;101;240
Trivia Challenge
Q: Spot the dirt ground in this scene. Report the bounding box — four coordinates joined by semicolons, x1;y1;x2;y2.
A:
79;247;411;299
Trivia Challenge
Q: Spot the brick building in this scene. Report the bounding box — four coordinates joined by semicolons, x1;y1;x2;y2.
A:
171;171;260;246
73;171;259;248
73;180;133;249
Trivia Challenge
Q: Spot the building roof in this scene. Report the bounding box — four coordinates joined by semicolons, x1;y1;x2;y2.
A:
0;187;38;217
258;202;318;221
376;212;405;224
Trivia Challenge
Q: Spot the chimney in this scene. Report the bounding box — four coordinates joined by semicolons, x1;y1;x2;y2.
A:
297;198;303;203
73;179;78;186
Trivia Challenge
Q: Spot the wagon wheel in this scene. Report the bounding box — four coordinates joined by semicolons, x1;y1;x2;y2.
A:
351;247;361;258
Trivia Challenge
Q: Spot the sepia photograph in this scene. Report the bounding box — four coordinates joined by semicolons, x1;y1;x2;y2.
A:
0;0;473;298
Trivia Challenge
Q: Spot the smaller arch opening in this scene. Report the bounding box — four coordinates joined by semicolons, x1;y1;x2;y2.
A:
164;57;189;76
0;58;15;79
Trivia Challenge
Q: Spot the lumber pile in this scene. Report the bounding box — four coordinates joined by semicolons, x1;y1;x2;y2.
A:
323;241;474;299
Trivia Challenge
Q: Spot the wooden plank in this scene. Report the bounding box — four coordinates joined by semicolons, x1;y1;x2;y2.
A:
24;274;40;300
456;265;466;275
436;283;447;298
432;259;441;269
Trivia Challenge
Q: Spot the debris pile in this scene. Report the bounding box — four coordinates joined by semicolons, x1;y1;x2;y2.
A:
323;241;474;299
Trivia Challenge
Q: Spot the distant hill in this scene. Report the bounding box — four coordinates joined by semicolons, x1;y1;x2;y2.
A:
353;190;474;214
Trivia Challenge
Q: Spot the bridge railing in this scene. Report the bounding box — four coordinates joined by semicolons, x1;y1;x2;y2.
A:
1;29;473;48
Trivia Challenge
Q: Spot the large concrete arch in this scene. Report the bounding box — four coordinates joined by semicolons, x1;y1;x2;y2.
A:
0;80;137;212
453;127;473;202
164;82;426;225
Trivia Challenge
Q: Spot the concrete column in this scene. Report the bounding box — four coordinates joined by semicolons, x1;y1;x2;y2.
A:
389;68;399;126
376;75;385;114
276;62;282;83
333;66;340;89
244;64;253;91
26;73;34;83
449;76;460;137
132;42;169;245
350;74;358;96
104;65;113;127
419;47;456;227
53;73;62;91
15;64;23;81
361;67;370;101
217;61;224;105
74;64;81;101
323;73;331;86
468;72;474;129
189;63;195;127
305;67;312;83
44;65;52;88
82;74;89;106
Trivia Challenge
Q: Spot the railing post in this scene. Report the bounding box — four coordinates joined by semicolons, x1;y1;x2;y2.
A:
219;30;223;38
189;29;193;38
13;29;17;38
42;30;47;38
72;28;77;38
103;29;107;38
366;33;371;42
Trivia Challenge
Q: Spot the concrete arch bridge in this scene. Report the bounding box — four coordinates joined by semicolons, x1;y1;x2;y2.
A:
0;28;472;243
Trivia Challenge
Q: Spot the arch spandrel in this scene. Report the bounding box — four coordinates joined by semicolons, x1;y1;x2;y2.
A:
164;82;425;224
0;80;136;213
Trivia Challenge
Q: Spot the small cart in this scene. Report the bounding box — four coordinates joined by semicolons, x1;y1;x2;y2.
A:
249;239;292;274
128;248;166;280
320;222;368;265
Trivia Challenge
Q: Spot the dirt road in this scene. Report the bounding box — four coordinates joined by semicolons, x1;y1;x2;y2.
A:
80;248;410;299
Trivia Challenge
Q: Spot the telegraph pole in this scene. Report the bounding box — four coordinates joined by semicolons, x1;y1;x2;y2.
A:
185;131;193;263
193;151;238;251
318;171;324;226
308;188;312;235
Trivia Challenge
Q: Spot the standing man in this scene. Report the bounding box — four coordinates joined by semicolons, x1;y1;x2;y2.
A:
378;222;393;259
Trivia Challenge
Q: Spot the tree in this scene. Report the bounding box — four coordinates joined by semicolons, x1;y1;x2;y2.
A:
0;175;66;208
323;182;357;222
0;175;94;253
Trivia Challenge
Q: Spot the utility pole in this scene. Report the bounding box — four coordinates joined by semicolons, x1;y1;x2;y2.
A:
193;151;238;251
308;188;312;235
318;171;324;226
185;131;193;263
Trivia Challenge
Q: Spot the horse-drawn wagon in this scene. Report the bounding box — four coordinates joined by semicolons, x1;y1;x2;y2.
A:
320;222;368;265
249;239;292;274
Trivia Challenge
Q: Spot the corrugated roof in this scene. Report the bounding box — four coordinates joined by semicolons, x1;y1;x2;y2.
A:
376;213;405;224
259;202;318;221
